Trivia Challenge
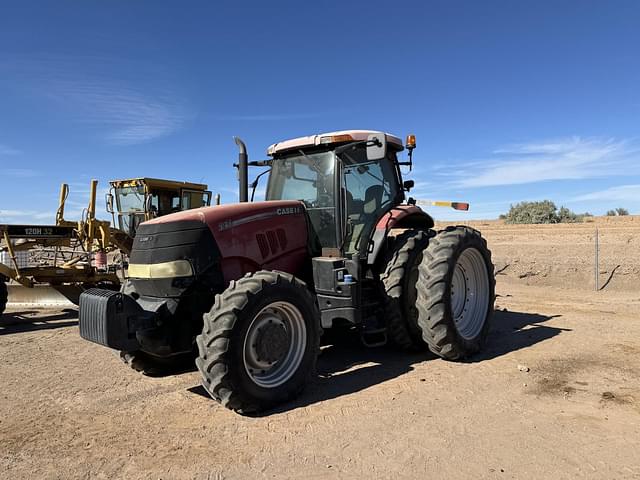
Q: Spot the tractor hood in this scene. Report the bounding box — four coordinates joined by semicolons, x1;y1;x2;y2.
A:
130;200;310;291
143;200;306;233
83;200;312;359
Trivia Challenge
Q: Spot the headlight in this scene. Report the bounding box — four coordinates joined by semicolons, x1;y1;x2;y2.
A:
128;260;193;279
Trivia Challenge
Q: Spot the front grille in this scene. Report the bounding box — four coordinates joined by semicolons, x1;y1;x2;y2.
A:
129;220;222;298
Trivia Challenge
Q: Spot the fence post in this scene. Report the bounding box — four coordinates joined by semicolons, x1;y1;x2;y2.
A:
594;228;599;291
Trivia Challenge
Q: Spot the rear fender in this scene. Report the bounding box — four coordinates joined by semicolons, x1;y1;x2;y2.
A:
367;205;434;265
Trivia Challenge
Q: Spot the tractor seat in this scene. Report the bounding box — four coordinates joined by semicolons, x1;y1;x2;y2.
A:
363;185;384;215
345;190;363;217
346;185;384;254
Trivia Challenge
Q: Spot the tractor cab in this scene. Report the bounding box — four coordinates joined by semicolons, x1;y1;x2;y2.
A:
106;178;212;237
262;130;415;259
250;131;423;332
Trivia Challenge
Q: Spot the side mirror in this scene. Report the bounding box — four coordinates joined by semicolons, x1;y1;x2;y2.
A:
366;133;387;161
105;193;114;214
403;180;414;191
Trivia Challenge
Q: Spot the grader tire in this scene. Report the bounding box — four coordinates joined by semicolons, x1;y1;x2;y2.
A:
381;229;432;349
415;226;495;360
0;279;7;316
196;271;320;414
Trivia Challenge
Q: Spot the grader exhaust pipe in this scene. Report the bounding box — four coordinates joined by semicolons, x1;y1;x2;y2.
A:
234;136;248;203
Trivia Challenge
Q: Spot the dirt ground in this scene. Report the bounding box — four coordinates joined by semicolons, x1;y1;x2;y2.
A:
1;219;639;479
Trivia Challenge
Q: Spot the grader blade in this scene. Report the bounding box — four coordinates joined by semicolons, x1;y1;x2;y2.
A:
6;284;76;308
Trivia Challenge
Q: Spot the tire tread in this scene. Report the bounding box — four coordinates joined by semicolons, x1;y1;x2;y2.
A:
380;229;433;349
415;226;495;360
196;270;320;414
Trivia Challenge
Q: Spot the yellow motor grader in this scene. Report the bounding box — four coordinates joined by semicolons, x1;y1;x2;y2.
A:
0;178;212;314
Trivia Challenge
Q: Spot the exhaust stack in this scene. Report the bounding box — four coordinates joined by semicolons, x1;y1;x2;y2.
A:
234;136;248;203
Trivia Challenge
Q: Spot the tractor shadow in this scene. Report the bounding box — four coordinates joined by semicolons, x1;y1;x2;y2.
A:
470;309;567;362
263;309;566;414
187;330;427;410
0;309;78;335
188;309;566;414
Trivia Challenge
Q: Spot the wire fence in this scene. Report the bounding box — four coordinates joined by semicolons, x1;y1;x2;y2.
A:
436;218;640;293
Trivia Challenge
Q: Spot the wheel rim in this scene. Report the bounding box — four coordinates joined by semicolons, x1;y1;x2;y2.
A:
243;301;307;388
450;247;490;340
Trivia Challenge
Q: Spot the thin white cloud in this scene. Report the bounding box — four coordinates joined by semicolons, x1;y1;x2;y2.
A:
0;209;55;223
47;80;190;145
213;113;326;121
0;209;35;217
0;183;109;224
573;184;640;202
0;144;22;155
1;56;191;146
449;137;638;188
2;168;41;177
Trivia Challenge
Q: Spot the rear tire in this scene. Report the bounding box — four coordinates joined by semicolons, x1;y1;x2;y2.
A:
381;229;432;349
196;271;320;414
415;226;495;360
0;279;7;316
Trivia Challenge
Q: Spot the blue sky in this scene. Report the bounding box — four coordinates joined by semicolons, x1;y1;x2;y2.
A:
1;0;639;223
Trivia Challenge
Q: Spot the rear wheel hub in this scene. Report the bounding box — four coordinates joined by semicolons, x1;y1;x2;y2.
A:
450;247;490;340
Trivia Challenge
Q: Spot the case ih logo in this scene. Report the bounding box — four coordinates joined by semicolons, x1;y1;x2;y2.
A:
276;207;301;216
218;208;301;232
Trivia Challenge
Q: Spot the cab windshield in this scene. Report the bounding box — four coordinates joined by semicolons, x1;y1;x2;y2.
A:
266;151;337;248
114;186;146;235
115;186;145;212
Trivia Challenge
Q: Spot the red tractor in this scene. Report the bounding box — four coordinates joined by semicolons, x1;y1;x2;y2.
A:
79;130;494;414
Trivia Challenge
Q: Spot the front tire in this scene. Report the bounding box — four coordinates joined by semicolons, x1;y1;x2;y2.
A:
196;271;320;414
415;226;495;360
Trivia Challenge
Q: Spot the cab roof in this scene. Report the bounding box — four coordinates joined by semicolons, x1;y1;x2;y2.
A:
267;130;404;156
109;177;208;191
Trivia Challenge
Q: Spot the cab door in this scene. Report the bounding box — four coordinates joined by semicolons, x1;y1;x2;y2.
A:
342;153;399;257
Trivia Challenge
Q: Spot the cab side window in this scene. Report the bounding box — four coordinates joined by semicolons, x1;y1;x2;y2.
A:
343;152;399;255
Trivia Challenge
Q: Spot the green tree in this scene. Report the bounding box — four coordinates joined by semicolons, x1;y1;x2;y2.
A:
557;206;578;223
615;207;629;216
503;201;587;224
504;200;559;224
